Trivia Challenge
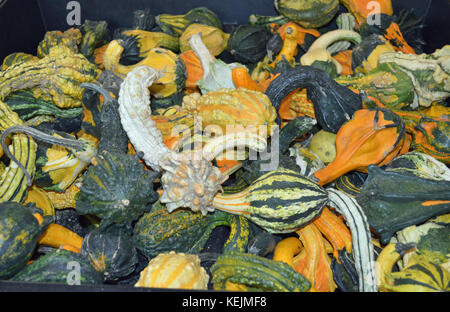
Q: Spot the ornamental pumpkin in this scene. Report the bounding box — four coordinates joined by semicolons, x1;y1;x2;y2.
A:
227;24;271;64
0;202;52;279
103;42;186;99
275;0;339;28
37;28;82;58
11;248;103;285
182;88;277;134
0;45;101;109
211;251;311;291
133;201;251;259
179;23;229;56
135;251;209;290
81;224;138;281
313;108;406;186
339;0;393;26
156;7;222;37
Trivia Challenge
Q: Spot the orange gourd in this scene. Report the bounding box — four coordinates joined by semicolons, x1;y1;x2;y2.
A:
340;0;394;26
178;50;208;89
384;22;416;54
333;49;354;76
231;67;263;92
273;236;303;268
312;207;352;259
313;108;406;185
293;223;337;292
38;223;83;253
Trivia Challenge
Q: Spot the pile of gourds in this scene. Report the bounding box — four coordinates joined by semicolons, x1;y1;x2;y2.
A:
0;0;449;292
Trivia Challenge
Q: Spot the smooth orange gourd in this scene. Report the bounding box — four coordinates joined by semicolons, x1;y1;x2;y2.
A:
312;207;352;260
179;50;206;89
333;50;354;76
313;108;405;185
293;223;337;292
273;236;303;268
38;223;83;253
231;67;263;92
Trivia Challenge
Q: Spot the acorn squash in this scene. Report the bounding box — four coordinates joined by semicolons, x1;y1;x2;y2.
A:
0;202;52;279
275;0;339;28
227;25;271;64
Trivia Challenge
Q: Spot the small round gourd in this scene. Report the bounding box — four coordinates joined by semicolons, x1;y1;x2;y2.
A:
135;251;209;290
309;130;337;163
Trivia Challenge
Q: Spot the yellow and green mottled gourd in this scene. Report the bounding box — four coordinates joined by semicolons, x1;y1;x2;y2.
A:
210;251;311;291
0;101;37;203
0;46;101;108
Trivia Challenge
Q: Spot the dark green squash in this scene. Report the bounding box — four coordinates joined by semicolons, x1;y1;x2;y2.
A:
210;251;311;291
5;91;83;122
133;201;251;259
275;0;339;28
132;8;156;31
330;250;359;292
227;25;271;64
81;224;138;281
248;14;290;27
79;20;110;60
11;249;103;285
265;65;362;132
0;202;52;279
335;171;367;197
356;165;450;244
75;151;159;231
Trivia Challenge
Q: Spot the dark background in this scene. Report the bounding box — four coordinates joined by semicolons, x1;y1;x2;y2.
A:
0;0;449;60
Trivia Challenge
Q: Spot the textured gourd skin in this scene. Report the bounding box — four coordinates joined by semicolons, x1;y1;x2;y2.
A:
227;25;271;64
37;28;82;58
0;46;101;109
135;251;209;290
357;165;450;244
11;249;103;285
179;24;229;56
0;202;52;279
81;225;138;281
133;201;250;258
351;35;396;74
182;88;277;133
210;251;311;291
265;66;362;132
214;168;329;234
275;0;339;28
1;52;39;70
75;151;159;230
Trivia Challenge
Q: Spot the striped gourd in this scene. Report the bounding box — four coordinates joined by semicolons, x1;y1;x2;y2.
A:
213;167;328;234
135;251;209;290
5;91;83;121
327;188;377;292
380;254;450;292
0;101;37;202
210;251;311;292
182;88;277;134
327;13;357;54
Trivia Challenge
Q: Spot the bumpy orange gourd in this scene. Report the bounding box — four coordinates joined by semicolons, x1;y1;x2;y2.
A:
313;108;406;185
182;88;277;134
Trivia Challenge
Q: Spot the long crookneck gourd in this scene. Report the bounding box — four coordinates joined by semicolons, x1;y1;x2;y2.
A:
118;65;267;215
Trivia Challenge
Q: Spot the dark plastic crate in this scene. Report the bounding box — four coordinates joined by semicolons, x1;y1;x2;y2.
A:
0;0;449;292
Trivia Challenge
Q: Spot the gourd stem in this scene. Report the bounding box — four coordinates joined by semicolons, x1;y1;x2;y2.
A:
1;125;86;186
80;82;116;104
213;189;251;216
189;33;214;80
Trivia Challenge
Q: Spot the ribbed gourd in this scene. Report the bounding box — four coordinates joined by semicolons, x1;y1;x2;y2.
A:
135;251;209;290
210;251;311;291
133;201;251;259
179;23;229;56
0;46;101;109
227;25;271;64
213;167;329;234
103;42;186;99
275;0;339;28
11;248;103;285
0;202;52;279
182;88;277;134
